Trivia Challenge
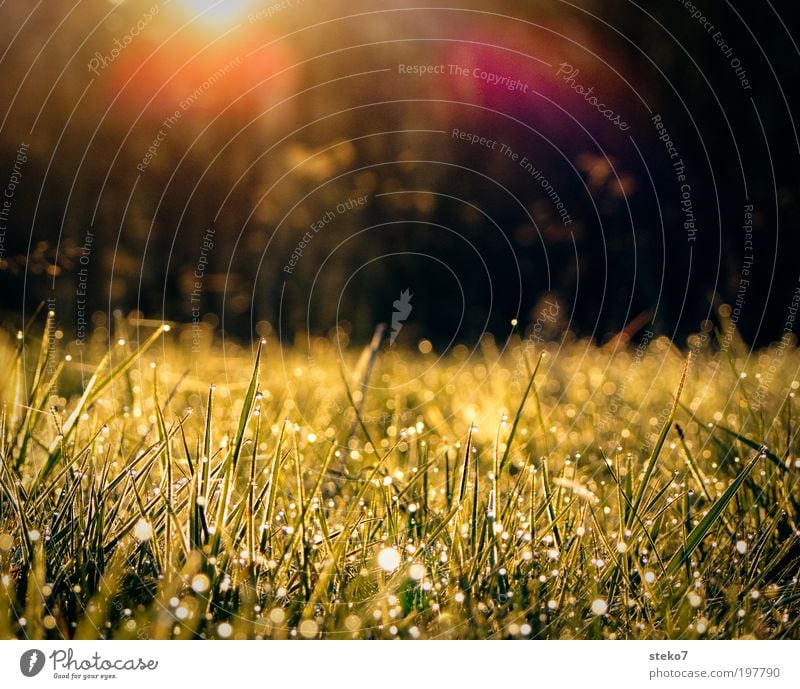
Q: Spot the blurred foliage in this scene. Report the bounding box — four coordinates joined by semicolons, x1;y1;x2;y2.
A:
0;0;798;346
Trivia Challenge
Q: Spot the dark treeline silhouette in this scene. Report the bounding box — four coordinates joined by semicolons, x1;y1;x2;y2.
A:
0;0;798;348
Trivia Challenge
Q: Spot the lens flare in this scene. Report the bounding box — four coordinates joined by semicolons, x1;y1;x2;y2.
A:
177;0;253;25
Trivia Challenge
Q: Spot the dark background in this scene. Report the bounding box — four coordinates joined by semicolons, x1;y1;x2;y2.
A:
0;0;798;348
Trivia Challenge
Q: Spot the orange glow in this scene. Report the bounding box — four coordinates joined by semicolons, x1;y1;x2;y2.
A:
107;27;298;121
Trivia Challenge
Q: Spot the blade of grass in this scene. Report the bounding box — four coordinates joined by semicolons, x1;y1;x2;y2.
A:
665;451;763;577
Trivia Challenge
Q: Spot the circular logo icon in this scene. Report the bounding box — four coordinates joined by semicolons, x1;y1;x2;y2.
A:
20;649;45;678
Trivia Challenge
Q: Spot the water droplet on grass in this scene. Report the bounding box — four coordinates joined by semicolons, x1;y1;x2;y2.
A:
191;574;210;593
133;519;153;542
408;563;426;580
299;619;318;638
377;547;401;572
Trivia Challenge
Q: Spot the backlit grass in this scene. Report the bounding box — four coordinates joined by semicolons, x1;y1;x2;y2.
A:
1;314;799;639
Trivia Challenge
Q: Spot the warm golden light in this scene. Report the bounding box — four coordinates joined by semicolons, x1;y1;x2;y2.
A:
177;0;253;25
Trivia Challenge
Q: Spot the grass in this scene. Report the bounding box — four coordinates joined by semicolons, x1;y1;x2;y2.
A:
0;314;799;640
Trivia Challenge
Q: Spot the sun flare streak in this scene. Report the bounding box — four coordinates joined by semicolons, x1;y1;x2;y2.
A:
177;0;253;25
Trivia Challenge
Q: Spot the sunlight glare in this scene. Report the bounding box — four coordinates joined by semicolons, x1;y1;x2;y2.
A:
178;0;253;25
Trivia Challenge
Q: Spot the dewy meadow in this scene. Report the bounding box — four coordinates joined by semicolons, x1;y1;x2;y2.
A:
0;0;799;655
0;311;798;640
